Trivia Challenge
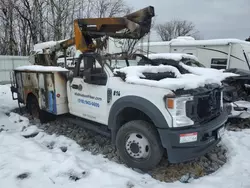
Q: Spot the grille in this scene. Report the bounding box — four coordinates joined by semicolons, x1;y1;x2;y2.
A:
186;89;222;124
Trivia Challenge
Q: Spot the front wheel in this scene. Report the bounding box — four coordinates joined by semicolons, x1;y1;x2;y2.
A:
116;120;164;170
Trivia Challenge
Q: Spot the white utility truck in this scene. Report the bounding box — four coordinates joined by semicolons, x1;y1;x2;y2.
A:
138;36;250;70
11;51;230;170
10;7;230;170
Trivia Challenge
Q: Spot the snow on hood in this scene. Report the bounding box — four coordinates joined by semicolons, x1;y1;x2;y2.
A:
15;65;69;72
115;64;182;78
148;53;198;62
114;65;234;91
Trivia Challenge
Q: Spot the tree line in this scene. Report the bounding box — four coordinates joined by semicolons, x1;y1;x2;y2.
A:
1;0;249;56
0;0;130;56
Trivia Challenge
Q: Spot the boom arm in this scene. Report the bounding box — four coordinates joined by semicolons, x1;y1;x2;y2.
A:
50;6;155;53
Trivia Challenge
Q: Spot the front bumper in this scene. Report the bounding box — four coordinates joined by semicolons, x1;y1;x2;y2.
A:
157;110;228;163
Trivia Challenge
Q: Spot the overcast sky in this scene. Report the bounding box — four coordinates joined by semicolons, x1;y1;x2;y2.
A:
125;0;250;41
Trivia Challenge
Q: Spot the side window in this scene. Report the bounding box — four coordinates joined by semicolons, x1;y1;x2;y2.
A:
211;59;227;69
83;56;107;86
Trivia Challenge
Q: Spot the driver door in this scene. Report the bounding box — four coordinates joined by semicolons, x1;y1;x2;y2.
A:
69;56;108;124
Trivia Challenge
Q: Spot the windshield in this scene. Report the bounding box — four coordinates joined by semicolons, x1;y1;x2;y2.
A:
106;54;206;70
106;54;152;69
107;59;137;69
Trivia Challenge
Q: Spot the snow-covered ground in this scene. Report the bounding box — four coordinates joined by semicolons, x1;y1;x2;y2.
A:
1;84;250;188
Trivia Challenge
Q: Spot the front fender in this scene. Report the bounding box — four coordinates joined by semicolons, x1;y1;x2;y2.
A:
108;95;169;131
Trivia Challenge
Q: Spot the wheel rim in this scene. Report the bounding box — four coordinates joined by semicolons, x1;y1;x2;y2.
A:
125;133;150;159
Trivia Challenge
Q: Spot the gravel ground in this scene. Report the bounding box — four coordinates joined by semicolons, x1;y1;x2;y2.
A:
12;108;229;183
226;118;250;131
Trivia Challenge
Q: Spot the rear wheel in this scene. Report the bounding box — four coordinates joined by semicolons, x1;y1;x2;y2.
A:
26;95;55;123
27;95;40;119
116;120;164;170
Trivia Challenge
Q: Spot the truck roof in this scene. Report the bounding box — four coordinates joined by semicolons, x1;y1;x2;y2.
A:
14;65;69;72
139;37;250;47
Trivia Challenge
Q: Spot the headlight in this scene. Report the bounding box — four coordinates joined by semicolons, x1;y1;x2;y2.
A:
165;95;194;128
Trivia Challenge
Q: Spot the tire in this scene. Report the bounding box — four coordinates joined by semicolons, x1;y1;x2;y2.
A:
116;120;164;170
27;95;40;119
26;95;52;123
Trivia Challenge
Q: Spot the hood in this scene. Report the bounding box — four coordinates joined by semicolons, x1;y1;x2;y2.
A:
114;65;229;91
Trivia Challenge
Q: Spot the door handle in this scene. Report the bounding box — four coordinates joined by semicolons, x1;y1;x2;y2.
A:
71;84;79;89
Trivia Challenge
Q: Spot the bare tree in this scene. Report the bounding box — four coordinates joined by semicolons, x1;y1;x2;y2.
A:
155;19;200;41
14;0;45;44
86;0;132;54
17;13;31;55
0;0;19;55
91;0;129;18
112;38;139;55
46;0;74;40
246;36;250;42
111;6;147;55
0;0;132;56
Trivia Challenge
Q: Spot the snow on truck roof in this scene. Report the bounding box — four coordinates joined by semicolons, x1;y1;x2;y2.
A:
147;53;199;62
138;37;250;47
15;65;69;72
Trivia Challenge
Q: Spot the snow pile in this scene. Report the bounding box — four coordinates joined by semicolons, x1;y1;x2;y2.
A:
114;64;236;91
21;125;42;137
148;53;199;62
0;85;20;115
15;65;69;72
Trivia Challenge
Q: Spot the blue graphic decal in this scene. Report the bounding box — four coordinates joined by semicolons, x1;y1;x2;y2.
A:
48;91;57;114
